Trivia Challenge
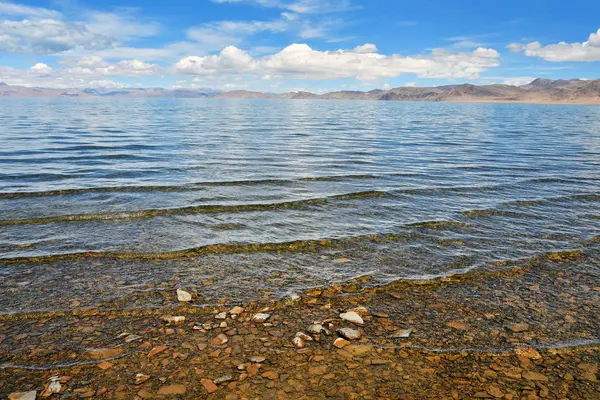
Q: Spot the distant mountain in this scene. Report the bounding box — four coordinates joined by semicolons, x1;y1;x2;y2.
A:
0;84;222;98
1;79;599;104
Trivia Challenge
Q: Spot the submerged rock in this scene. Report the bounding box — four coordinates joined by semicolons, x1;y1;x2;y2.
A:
340;311;364;325
337;327;361;340
292;336;305;348
176;289;192;302
252;313;271;323
8;392;36;400
392;329;412;338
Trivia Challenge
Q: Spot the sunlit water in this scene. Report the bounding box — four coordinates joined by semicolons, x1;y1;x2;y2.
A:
1;98;600;310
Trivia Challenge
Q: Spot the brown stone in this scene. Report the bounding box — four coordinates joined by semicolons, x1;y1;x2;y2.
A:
486;384;504;398
157;384;186;395
147;345;169;358
247;363;261;377
262;371;279;380
201;379;218;394
447;321;470;330
88;348;124;360
522;371;549;382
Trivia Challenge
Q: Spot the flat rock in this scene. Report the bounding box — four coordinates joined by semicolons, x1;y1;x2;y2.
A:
147;345;169;358
215;312;227;320
446;321;470;330
201;379;218;393
229;306;244;315
158;384;187;395
337;327;361;340
88;348;124;360
162;316;185;324
334;338;350;348
177;289;192;302
8;392;37;400
250;356;266;363
392;329;412;338
340;311;364;325
135;373;150;385
252;313;271;323
522;371;549;382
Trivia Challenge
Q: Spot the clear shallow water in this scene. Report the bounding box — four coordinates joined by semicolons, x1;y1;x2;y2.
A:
1;98;600;308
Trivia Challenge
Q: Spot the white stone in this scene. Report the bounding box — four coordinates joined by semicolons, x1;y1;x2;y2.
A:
392;329;412;338
307;324;324;334
252;313;271;323
338;327;361;340
340;311;364;325
295;331;313;341
292;336;305;348
215;312;227;320
177;289;192;302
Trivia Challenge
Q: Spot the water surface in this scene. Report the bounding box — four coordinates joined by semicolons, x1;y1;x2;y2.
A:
1;98;599;311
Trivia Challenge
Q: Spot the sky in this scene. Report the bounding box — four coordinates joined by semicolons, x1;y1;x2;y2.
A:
0;0;599;92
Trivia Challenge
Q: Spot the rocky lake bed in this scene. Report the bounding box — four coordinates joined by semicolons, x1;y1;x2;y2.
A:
1;250;599;399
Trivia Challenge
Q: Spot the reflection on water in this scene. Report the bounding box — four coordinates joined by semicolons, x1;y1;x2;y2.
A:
0;98;599;305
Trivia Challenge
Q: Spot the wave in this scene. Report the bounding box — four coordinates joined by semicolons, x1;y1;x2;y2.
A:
0;190;387;226
0;222;470;262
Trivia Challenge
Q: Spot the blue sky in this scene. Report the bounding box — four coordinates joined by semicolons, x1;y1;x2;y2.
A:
0;0;599;91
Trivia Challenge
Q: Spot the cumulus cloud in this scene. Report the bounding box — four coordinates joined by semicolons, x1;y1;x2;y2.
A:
508;29;600;62
352;43;377;53
0;65;134;88
173;43;500;81
29;62;52;74
0;2;61;18
64;58;162;77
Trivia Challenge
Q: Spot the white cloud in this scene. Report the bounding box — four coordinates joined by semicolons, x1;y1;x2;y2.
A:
173;43;500;81
29;62;52;74
210;0;357;14
0;2;61;18
352;43;377;53
64;57;162;77
0;65;134;88
83;11;160;42
508;29;600;62
0;18;112;53
403;82;417;87
0;4;159;55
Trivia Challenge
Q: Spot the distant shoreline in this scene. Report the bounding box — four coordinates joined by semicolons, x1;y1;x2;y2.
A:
1;78;599;105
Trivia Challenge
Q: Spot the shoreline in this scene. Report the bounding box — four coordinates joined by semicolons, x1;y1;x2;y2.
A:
1;251;599;399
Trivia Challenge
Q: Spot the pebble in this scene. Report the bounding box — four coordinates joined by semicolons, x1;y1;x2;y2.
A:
8;392;36;400
147;345;169;358
340;311;364;325
176;289;192;302
201;379;218;393
337;327;361;340
229;306;244;315
252;313;271;323
250;356;266;363
307;324;326;334
215;312;227;320
295;331;313;341
158;384;187;395
392;329;412;338
162;316;185;324
214;375;234;384
333;338;350;348
135;373;150;385
292;336;305;348
522;371;549;381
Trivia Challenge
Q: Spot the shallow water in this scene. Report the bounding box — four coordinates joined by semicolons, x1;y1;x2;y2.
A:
1;98;600;310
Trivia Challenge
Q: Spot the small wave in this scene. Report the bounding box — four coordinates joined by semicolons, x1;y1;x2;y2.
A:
0;190;387;226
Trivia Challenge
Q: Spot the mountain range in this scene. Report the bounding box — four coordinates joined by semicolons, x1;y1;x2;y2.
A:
1;79;599;104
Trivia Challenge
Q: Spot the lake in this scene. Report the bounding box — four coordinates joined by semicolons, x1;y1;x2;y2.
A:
1;98;599;312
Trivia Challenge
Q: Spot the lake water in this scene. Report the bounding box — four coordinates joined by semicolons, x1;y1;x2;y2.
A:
1;98;600;311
